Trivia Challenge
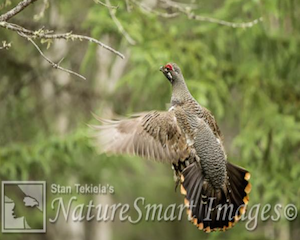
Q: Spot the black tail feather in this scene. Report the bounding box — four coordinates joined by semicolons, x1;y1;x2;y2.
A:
180;161;251;232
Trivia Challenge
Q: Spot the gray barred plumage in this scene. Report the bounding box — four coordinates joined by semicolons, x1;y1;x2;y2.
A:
92;62;251;232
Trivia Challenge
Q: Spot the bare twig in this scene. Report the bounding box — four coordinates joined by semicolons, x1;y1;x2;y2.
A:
131;0;179;18
105;0;136;45
18;31;87;80
0;0;38;22
0;0;125;80
190;14;263;28
0;21;125;58
160;0;263;28
161;0;199;9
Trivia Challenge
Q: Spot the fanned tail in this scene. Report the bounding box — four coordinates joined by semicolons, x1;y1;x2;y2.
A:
180;161;251;232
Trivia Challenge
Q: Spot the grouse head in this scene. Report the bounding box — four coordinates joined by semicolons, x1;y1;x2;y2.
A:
160;63;183;84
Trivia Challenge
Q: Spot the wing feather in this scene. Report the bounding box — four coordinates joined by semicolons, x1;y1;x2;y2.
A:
92;111;190;163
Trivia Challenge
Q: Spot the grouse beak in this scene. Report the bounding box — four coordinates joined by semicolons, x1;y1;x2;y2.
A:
160;66;173;82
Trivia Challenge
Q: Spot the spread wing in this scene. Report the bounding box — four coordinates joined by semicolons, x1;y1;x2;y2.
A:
91;111;190;163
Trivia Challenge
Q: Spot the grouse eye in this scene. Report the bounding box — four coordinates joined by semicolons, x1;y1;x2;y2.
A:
165;64;173;71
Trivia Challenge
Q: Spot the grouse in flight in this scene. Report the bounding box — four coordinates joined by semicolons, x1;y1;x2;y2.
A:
92;63;251;232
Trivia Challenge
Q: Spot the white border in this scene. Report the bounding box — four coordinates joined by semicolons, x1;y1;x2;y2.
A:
1;181;46;233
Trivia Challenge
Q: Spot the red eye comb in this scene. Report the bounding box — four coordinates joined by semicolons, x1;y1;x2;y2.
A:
165;64;173;71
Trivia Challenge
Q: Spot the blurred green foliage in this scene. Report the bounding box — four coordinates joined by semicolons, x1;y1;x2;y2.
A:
0;0;300;239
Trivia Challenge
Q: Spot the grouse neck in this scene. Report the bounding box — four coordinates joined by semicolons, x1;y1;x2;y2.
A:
171;79;193;106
